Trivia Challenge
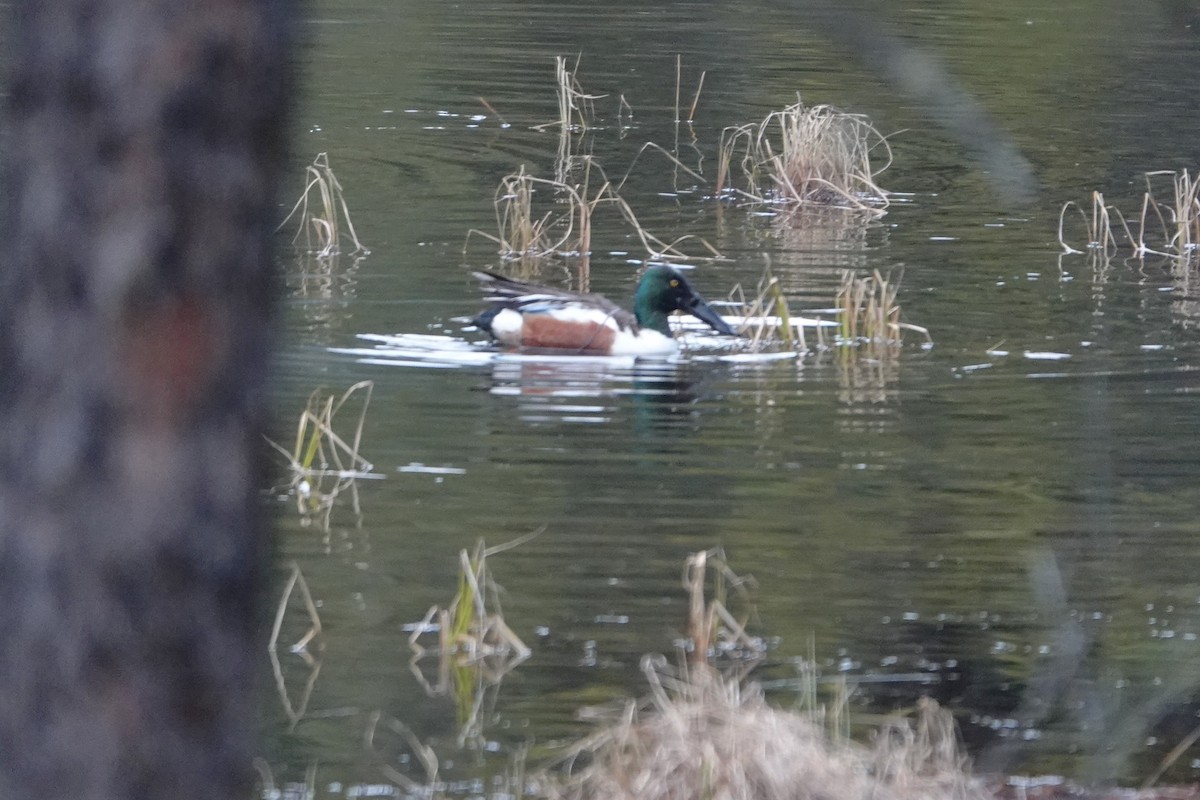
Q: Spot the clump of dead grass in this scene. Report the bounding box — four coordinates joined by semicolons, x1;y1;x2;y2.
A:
717;97;891;214
280;152;369;258
837;269;931;350
538;659;981;800
536;548;980;800
1059;170;1200;264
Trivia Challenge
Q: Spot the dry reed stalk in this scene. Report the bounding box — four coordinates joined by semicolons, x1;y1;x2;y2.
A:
1058;170;1200;264
617;94;634;132
725;265;813;351
683;548;761;669
528;56;605;184
279;152;369;258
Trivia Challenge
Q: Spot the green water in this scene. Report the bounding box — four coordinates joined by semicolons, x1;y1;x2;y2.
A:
264;1;1200;794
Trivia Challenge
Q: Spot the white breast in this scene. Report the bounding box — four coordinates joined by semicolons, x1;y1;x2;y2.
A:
609;328;678;357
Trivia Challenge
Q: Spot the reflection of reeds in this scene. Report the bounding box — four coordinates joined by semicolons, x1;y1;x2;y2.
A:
268;562;323;728
365;711;441;794
718;97;891;214
280;152;369;258
1059;170;1200;263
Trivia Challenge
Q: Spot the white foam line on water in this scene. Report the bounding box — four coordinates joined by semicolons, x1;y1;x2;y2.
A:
397;463;466;475
690;351;800;364
358;333;480;350
493;353;642;367
331;346;495;366
672;315;836;330
353;357;467;369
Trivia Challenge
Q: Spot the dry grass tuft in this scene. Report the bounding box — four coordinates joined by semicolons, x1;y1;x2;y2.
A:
718;97;891;214
538;658;982;800
280;152;369;258
1059;170;1200;263
837;269;930;350
719;265;931;356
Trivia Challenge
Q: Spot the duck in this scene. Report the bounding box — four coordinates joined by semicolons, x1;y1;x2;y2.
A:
472;265;737;356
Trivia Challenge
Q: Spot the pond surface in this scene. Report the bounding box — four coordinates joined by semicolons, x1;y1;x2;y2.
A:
263;0;1200;795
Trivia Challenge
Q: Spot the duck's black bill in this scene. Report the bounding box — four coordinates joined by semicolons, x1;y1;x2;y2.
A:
686;294;738;336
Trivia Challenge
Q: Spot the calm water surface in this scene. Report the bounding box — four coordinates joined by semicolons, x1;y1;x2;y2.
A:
265;0;1200;793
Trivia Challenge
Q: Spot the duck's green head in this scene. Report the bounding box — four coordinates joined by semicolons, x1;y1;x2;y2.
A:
633;266;737;337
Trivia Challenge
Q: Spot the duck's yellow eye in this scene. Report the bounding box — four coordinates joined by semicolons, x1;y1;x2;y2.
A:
670;279;679;288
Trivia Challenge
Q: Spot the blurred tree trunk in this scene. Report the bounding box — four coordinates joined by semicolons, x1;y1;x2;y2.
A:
0;1;290;798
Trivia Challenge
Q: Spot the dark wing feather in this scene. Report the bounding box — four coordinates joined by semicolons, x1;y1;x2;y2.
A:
472;271;639;331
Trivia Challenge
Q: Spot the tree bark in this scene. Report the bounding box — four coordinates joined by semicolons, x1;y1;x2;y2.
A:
0;1;290;798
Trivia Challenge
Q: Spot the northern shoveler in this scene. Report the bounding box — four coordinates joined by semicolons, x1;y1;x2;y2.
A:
472;266;737;356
